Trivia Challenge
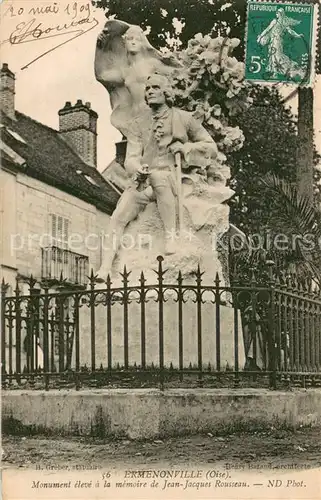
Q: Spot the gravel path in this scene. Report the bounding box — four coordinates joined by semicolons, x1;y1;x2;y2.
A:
2;427;321;470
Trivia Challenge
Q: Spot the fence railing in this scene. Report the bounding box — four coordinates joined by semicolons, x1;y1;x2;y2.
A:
1;256;321;390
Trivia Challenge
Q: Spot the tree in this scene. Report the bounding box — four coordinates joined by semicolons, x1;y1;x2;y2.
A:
232;174;321;287
93;0;246;54
228;85;299;234
297;88;314;202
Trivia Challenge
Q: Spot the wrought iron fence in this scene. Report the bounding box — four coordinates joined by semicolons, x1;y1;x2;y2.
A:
1;256;321;391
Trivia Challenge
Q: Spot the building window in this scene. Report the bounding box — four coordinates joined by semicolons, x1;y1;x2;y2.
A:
42;214;88;286
49;214;70;263
49;214;69;248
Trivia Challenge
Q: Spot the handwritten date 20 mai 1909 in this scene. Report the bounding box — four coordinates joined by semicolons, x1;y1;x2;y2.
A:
2;2;99;69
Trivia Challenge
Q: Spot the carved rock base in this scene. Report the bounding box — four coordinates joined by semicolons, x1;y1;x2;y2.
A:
109;181;233;287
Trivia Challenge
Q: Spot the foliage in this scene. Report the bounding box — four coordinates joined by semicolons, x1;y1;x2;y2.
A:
231;174;321;287
169;33;248;161
227;85;299;234
93;0;246;55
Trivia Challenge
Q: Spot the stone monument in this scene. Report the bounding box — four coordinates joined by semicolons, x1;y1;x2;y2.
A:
95;19;234;286
94;19;245;369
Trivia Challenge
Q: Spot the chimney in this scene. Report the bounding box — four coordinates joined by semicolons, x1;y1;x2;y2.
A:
0;63;15;120
115;136;127;167
58;100;98;168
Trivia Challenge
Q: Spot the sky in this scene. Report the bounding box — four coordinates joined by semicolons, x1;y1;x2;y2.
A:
1;0;320;173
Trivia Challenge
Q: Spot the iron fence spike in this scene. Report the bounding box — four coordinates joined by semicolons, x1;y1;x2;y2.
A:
250;267;257;284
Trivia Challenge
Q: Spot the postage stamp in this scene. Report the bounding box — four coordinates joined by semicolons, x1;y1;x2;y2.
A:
245;1;318;85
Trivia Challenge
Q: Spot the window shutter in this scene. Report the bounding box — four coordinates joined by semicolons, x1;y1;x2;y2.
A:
57;216;63;242
51;214;57;240
49;213;69;248
63;218;69;244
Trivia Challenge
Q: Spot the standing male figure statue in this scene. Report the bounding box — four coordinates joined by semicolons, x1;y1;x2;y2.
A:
97;73;218;279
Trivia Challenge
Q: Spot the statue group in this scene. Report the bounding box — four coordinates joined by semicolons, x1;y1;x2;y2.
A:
95;19;235;284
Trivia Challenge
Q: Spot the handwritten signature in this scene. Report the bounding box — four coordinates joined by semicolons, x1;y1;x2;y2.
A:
2;16;99;70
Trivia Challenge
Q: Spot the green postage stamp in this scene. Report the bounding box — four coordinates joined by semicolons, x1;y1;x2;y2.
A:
245;1;318;85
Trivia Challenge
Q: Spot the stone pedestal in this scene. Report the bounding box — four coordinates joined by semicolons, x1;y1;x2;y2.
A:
77;298;245;370
82;178;246;371
109;178;234;287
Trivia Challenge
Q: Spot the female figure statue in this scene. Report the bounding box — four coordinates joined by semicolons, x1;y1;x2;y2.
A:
257;8;305;79
95;19;182;139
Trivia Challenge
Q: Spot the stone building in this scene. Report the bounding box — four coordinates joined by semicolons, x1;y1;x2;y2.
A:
101;136;129;191
0;63;120;295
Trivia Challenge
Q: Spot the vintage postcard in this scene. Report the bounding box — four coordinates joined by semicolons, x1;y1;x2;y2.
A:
1;0;321;499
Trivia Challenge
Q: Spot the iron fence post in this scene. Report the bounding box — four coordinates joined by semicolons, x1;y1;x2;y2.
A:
1;279;8;384
106;274;112;373
249;268;258;380
14;278;22;384
27;276;37;375
157;256;165;391
140;271;146;369
196;266;203;386
89;269;96;373
215;272;221;374
122;266;130;370
55;272;68;374
42;281;50;390
177;270;183;382
73;293;80;390
267;261;277;389
231;275;240;387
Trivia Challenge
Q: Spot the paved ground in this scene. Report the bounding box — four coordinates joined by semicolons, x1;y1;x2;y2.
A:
2;427;321;470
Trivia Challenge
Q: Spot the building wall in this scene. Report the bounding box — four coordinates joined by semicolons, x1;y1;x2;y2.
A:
0;168;18;293
3;172;110;287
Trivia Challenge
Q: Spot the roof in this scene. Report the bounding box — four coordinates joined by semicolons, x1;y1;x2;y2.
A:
101;159;130;191
0;111;120;214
